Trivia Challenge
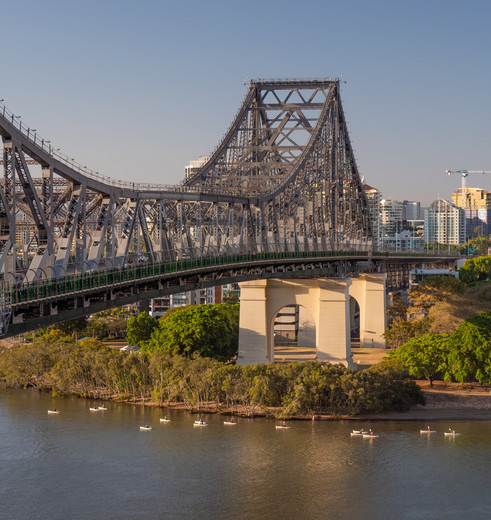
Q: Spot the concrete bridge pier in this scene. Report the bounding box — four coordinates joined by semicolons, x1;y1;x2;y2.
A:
349;273;387;349
237;274;387;367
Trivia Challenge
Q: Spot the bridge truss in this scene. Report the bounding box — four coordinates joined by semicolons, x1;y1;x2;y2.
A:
2;78;431;335
0;79;371;282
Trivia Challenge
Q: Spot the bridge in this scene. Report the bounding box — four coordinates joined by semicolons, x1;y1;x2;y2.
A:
0;79;458;344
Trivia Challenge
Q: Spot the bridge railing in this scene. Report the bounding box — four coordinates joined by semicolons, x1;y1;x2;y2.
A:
5;248;459;307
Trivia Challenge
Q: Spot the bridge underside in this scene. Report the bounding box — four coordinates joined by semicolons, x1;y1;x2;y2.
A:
4;253;457;337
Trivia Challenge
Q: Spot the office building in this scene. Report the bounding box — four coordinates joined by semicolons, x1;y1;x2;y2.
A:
402;200;421;221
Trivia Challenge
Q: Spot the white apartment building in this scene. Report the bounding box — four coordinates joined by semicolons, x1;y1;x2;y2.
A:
424;199;465;245
380;199;404;237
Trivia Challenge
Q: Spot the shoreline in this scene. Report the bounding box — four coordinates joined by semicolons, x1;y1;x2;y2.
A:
83;389;491;422
3;380;491;422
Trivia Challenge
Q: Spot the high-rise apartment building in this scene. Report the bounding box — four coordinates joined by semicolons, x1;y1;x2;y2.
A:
380;199;404;237
424;199;465;245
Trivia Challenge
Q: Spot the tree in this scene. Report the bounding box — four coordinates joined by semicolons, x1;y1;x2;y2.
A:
459;256;491;284
142;304;239;361
126;312;157;347
54;317;88;339
464;235;491;256
388;334;448;385
444;313;491;383
384;317;431;348
409;277;467;316
387;295;409;321
223;292;239;305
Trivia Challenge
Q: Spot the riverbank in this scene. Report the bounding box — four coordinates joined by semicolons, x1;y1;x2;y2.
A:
90;380;491;422
342;380;491;421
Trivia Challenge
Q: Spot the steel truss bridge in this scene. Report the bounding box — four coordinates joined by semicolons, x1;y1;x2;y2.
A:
0;79;458;336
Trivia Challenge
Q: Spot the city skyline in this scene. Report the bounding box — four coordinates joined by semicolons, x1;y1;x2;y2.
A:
2;0;491;205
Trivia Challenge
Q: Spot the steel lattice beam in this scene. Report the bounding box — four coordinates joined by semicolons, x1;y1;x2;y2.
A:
0;79;373;285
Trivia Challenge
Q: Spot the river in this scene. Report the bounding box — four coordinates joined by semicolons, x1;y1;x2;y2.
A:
1;387;491;520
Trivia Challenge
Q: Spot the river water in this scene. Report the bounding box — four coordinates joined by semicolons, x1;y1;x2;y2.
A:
1;387;491;520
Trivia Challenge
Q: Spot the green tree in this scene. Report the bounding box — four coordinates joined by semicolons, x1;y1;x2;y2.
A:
388;334;448;385
444;312;491;383
143;304;239;361
459;256;491;284
52;317;88;339
222;292;239;305
384;317;431;348
464;235;491;256
126;312;157;346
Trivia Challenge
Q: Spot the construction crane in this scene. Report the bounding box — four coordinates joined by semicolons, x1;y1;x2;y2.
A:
445;169;491;208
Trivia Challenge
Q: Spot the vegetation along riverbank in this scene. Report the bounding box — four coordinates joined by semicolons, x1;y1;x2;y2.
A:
0;336;424;419
2;256;490;420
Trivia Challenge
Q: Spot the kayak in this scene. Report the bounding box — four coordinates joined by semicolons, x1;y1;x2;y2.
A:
223;421;236;425
420;429;437;434
276;425;290;429
160;418;171;423
140;426;152;431
47;410;59;414
362;433;379;438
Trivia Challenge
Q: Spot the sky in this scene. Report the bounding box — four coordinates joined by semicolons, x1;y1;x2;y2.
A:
2;0;491;206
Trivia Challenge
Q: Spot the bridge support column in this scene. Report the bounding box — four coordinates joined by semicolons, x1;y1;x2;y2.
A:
349;273;386;348
237;278;353;367
237;280;270;365
316;279;352;365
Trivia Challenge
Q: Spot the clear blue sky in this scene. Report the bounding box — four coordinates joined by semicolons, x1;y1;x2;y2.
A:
2;0;491;205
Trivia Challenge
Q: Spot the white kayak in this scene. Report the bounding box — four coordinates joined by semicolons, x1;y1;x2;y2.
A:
98;406;107;411
160;418;171;423
140;426;152;431
352;429;366;434
350;431;365;436
444;431;461;436
194;421;207;427
420;429;437;434
363;434;379;438
47;410;59;414
276;425;290;429
223;421;236;425
89;407;100;411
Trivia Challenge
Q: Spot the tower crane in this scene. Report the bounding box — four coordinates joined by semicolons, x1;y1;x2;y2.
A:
445;170;491;208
